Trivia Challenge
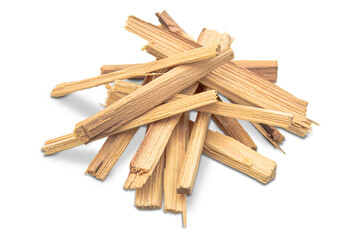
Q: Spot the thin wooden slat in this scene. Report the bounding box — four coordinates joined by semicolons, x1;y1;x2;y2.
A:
85;128;138;180
177;96;211;195
164;114;187;224
135;153;165;209
189;121;277;184
51;44;220;97
123;83;200;190
73;46;233;142
124;16;313;136
106;81;294;128
100;59;278;82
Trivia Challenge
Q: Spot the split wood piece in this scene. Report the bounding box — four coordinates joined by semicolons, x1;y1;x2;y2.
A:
189;121;277;184
252;122;285;154
135;153;165;209
41;134;83;155
42;88;217;155
73;46;234;142
125;16;313;136
156;10;188;39
106;81;294;128
164;114;187;225
95;90;218;139
144;31;310;136
233;60;278;83
226;97;285;151
100;64;143;78
85;128;138;180
195;30;257;150
101;60;278;82
177;100;211;195
123;83;199;189
51;44;221;97
211;115;257;150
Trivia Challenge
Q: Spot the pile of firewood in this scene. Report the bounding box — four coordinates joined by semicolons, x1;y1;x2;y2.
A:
42;11;316;226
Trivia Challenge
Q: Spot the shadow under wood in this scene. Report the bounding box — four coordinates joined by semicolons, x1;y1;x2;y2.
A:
52;93;103;117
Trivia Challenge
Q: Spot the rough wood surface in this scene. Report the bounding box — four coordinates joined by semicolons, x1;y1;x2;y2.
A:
135;153;165;209
51;44;220;97
125;16;313;136
252;122;285;153
189;121;277;184
85;128;138;180
100;59;278;82
177;99;211;195
164;114;187;225
105;81;294;128
123;83;200;190
73;46;233;142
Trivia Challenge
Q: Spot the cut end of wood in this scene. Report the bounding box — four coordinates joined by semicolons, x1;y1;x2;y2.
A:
176;187;191;196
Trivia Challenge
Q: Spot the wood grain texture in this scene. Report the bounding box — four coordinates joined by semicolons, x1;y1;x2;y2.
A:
100;59;278;82
73;46;234;142
123;83;199;190
105;81;294;128
135;153;165;209
51;44;220;97
164;114;187;225
85;128;138;180
189;121;277;184
177;109;211;195
125;16;313;136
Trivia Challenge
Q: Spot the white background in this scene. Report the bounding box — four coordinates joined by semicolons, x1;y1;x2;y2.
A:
1;0;359;239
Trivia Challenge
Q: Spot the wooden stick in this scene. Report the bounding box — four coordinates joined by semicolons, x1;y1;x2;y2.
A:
189;121;277;184
51;44;221;97
177;91;211;195
232;60;278;83
106;81;294;128
252;122;285;153
100;60;278;82
123;83;200;190
164;114;187;224
85;128;138;180
135;153;165;209
73;46;233;142
124;16;313;136
156;10;188;38
156;11;257;151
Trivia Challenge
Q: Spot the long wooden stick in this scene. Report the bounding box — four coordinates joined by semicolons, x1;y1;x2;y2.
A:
125;16;313;136
177;93;211;195
164;114;187;225
156;11;257;151
100;60;277;83
106;81;294;128
73;46;233;142
123;82;200;190
189;121;277;184
51;44;220;97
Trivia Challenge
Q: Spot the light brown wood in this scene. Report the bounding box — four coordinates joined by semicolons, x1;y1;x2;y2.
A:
135;153;165;209
177;98;211;195
164;114;187;224
156;10;189;38
51;44;220;97
85;128;138;180
100;60;278;82
105;81;294;128
189;121;277;184
125;16;313;136
252;122;284;153
73;46;234;142
123;83;200;190
232;60;278;83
